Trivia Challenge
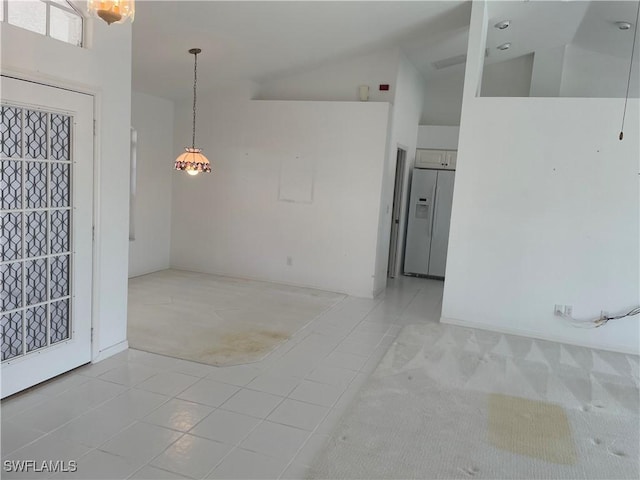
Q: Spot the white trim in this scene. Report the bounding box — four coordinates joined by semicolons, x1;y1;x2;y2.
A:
373;285;386;299
90;89;102;362
91;340;128;363
440;316;640;356
0;68;102;100
164;266;360;298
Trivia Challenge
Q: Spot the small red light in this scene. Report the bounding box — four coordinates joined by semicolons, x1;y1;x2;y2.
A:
379;84;390;91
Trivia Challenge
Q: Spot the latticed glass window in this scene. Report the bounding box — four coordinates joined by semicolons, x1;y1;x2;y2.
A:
1;0;83;47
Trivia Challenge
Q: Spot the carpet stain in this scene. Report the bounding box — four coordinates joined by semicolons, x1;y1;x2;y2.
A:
202;330;289;359
488;393;577;465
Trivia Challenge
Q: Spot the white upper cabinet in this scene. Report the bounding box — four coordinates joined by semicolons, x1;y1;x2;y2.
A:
415;149;457;170
446;151;457;170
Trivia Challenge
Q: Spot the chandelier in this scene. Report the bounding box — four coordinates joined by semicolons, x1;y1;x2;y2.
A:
87;1;135;25
175;48;211;176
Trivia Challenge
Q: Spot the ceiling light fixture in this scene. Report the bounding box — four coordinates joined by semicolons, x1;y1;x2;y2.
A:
616;21;632;30
175;48;211;176
87;0;135;25
496;42;511;51
494;20;511;30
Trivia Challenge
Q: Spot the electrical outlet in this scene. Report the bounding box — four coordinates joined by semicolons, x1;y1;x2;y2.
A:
286;256;293;266
564;305;573;317
554;304;564;316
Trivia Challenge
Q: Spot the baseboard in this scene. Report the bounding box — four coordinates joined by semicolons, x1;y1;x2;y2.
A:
167;266;375;298
92;340;129;363
128;265;171;279
440;316;639;356
373;285;386;298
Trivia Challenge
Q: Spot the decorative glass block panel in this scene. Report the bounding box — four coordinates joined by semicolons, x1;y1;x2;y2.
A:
0;262;22;311
50;299;69;344
50;255;69;300
25;162;48;209
0;212;22;262
0;103;75;362
1;312;23;361
25;259;47;306
0;160;22;210
25;211;48;258
50;163;70;207
1;107;22;158
25;110;48;159
50;5;83;47
26;305;47;352
50;209;69;254
50;114;70;161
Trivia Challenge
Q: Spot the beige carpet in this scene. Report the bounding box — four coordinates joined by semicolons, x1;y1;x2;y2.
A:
309;323;640;479
127;269;345;366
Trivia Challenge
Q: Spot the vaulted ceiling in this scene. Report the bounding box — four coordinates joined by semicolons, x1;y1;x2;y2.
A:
132;1;470;99
131;1;639;100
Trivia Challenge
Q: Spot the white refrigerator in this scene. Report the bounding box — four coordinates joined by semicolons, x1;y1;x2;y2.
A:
403;169;455;278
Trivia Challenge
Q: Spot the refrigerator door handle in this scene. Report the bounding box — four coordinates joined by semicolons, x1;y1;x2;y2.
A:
432;184;439;236
428;183;436;237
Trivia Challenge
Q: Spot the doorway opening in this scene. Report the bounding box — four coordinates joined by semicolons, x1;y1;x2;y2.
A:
387;147;407;278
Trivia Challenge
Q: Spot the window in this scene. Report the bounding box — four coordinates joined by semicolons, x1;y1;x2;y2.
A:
1;0;83;47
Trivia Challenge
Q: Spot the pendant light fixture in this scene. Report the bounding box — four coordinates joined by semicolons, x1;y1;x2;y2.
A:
618;2;640;141
175;48;211;176
87;0;135;25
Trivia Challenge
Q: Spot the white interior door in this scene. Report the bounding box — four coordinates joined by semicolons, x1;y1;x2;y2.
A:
1;76;93;398
387;148;406;278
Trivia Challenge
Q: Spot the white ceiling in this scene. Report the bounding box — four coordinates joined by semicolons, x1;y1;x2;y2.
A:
131;1;639;100
132;1;470;100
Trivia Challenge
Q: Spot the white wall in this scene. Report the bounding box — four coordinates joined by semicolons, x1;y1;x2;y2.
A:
560;44;640;98
530;45;566;97
254;48;398;103
481;53;534;97
171;92;391;298
129;92;174;278
373;52;425;291
442;0;640;354
421;67;465;126
417;125;460;150
1;19;132;358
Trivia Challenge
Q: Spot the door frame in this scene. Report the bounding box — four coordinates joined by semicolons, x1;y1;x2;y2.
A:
387;146;407;278
2;68;103;364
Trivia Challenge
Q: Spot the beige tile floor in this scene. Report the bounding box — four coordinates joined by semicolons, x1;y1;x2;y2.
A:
1;275;443;479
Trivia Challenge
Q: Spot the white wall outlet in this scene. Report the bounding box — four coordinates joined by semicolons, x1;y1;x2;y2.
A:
554;304;564;316
286;256;293;266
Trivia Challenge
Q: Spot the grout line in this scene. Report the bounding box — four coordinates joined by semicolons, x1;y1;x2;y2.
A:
5;276;436;479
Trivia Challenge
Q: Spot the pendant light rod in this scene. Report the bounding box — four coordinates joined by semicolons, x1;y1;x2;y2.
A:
174;47;211;175
189;48;201;149
620;1;640;141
